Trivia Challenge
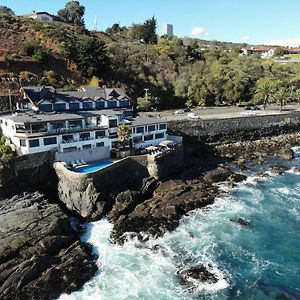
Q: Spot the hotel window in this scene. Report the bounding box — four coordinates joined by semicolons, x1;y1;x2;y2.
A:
159;123;167;130
147;125;156;132
80;132;90;140
44;137;57;145
83;102;94;110
69;102;80;110
109;119;118;128
96;101;105;109
68;120;82;129
136;126;144;133
155;133;164;139
20;139;26;147
39;104;53;112
133;136;142;143
95;131;105;139
82;144;92;150
107;100;118;108
96;142;105;147
119;100;130;107
144;134;153;141
62;135;73;143
31;123;47;133
53;103;67;111
29;139;40;148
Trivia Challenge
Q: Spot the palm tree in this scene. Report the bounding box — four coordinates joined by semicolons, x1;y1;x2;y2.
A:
274;87;287;111
294;89;300;106
117;124;130;150
255;80;274;110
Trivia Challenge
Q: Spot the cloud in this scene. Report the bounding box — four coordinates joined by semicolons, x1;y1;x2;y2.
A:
241;35;251;42
265;38;300;47
191;27;209;37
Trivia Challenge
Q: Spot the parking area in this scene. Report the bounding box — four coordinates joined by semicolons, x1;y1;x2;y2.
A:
138;104;300;121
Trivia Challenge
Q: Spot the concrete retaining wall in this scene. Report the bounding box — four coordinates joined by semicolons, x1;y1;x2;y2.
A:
168;112;300;144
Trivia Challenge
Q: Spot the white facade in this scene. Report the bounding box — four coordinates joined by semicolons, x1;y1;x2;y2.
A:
240;47;275;58
25;12;54;23
0;112;169;163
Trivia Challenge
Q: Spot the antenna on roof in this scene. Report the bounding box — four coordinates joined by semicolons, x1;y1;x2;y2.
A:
93;17;98;31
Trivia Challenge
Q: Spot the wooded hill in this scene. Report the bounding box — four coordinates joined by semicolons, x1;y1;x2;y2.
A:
1;13;300;111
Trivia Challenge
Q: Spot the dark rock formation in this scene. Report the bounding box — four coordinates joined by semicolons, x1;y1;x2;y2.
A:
0;192;97;300
178;264;219;285
269;165;288;175
110;179;218;243
281;147;295;161
203;167;247;184
230;218;250;227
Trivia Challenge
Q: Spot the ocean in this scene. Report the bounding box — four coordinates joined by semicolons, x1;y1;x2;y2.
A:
60;159;300;300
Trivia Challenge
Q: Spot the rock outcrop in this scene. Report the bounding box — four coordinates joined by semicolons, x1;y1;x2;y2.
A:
0;192;97;300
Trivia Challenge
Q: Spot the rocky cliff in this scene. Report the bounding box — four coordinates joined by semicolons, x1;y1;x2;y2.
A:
0;192;97;300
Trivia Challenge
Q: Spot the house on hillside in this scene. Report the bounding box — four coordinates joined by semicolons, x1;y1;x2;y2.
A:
21;11;66;25
240;47;275;58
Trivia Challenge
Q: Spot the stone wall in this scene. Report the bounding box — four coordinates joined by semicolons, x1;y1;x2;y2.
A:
0;151;57;197
54;149;183;220
168;112;300;144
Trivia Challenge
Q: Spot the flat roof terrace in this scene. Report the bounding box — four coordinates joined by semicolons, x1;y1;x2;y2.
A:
0;108;130;124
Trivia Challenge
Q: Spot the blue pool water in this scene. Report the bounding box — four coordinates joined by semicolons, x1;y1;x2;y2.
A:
61;160;300;300
74;160;114;174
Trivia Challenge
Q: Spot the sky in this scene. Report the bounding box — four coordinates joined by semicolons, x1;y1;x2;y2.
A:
2;0;300;46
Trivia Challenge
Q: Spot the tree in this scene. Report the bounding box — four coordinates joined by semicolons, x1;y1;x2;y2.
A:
273;47;285;57
255;79;275;109
274;87;287;111
137;91;159;111
58;1;85;26
0;6;15;15
117;124;130;150
143;16;157;44
294;89;300;105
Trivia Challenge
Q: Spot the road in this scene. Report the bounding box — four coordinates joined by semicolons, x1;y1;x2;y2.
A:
138;104;300;121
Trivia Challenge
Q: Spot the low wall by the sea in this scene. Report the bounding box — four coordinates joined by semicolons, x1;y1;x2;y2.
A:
168;112;300;144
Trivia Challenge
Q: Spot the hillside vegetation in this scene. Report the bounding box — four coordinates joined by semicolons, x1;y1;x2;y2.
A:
1;12;300;110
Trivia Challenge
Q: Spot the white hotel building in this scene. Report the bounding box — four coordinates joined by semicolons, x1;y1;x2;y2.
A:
0;86;169;162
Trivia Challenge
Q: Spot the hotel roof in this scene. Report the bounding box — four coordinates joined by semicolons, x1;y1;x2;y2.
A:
0;109;129;124
22;86;131;104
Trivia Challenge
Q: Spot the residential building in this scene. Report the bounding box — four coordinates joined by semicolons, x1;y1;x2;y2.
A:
240;47;275;58
0;86;170;163
162;24;174;38
21;11;66;25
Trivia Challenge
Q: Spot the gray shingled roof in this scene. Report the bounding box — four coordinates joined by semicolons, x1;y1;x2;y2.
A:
22;86;131;104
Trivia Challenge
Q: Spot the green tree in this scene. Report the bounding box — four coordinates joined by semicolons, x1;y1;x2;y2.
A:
143;16;157;44
58;1;85;26
0;6;14;15
274;87;287;111
273;47;285;57
255;79;275;109
137;91;159;111
117;124;130;150
294;89;300;105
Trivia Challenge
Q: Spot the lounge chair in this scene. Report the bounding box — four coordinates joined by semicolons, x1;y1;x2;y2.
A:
80;159;86;165
71;161;77;168
76;159;81;165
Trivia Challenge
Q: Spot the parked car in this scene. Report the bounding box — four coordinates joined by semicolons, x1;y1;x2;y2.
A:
174;108;191;114
187;113;200;120
244;105;260;111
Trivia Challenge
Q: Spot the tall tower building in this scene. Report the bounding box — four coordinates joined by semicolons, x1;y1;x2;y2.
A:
162;24;174;38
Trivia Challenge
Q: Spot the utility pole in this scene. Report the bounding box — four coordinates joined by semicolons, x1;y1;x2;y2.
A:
8;89;13;113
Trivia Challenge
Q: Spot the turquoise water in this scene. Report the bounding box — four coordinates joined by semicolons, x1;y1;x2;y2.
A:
74;160;114;174
60;164;300;300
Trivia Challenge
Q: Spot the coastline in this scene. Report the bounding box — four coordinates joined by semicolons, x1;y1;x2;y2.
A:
1;114;300;299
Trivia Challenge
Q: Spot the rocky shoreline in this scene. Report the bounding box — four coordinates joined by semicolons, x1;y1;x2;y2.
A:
0;192;97;300
1;129;300;299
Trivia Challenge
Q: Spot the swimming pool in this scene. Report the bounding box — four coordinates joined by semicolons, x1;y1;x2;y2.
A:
73;160;114;174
